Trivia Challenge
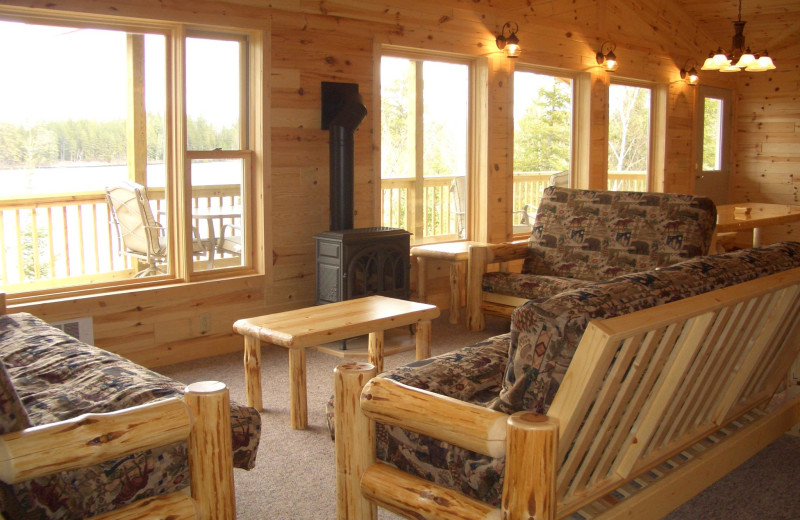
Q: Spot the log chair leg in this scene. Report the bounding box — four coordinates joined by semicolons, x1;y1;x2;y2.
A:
368;331;384;373
416;256;427;302
288;347;308;429
466;245;487;332
335;362;378;520
502;412;558;520
448;261;462;324
243;336;262;411
415;320;431;361
184;381;236;520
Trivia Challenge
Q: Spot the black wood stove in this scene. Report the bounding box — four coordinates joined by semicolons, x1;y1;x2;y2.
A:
315;82;411;307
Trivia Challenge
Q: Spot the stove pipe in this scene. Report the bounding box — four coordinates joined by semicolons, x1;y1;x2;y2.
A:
322;82;367;231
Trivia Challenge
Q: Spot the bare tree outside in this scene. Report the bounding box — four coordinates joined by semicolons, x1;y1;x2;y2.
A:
608;84;651;191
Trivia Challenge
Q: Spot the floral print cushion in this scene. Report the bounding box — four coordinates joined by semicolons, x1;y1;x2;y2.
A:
481;272;590;300
495;241;800;415
520;187;717;280
0;312;261;520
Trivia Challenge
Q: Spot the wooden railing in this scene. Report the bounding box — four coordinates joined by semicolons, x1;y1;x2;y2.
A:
381;171;648;240
0;185;240;290
381;176;460;243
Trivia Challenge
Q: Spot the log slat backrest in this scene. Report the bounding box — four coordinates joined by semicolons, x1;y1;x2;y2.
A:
548;267;800;514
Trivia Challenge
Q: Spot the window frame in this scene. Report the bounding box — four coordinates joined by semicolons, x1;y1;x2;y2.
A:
0;6;264;301
378;47;477;245
606;77;667;192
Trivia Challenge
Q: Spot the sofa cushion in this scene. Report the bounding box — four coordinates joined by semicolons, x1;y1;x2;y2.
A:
481;272;589;300
0;312;261;520
0;360;30;435
495;241;800;415
521;187;717;280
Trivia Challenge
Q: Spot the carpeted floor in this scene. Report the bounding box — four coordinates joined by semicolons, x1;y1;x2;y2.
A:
157;311;800;520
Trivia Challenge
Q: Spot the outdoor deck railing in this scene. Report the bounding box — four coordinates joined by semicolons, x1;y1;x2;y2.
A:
0;185;240;290
381;171;648;238
4;172;646;290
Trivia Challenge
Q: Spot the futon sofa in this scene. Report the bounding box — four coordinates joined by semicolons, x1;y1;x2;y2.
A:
466;187;717;330
334;242;800;519
0;308;261;520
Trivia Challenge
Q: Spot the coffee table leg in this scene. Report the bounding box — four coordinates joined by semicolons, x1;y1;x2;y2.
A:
415;320;431;360
288;348;308;429
243;336;262;410
368;331;384;373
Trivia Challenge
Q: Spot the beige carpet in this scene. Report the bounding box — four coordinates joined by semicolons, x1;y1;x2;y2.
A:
158;311;800;520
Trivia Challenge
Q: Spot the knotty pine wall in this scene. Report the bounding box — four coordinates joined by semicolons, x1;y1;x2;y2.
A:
5;0;796;368
731;66;800;245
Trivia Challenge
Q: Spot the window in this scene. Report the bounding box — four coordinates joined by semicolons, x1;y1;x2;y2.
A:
607;83;651;191
695;86;732;205
380;53;470;244
512;69;573;233
0;12;256;295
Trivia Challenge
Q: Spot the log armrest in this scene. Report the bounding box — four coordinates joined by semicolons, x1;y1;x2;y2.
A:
466;241;529;331
0;381;236;520
334;362;558;520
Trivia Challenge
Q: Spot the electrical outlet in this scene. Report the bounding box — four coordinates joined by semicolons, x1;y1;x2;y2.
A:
199;313;211;335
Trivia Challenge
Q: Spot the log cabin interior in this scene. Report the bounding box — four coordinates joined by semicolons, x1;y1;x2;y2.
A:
1;0;799;369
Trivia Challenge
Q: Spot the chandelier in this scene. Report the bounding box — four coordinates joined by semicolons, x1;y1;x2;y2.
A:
701;0;775;72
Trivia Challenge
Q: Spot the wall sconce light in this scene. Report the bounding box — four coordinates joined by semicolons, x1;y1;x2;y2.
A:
596;41;617;71
496;22;521;58
680;59;699;85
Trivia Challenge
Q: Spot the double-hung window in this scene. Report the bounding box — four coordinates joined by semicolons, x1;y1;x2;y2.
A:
0;11;256;295
379;52;471;244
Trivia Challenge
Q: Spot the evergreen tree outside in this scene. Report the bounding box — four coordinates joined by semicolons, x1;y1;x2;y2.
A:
512;70;572;224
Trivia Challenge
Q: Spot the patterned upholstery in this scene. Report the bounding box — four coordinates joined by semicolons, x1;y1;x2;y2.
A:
377;242;800;506
0;360;29;435
0;313;261;520
482;187;717;299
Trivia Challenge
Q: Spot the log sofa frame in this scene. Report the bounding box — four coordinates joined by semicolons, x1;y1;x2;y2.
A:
0;292;237;520
336;268;800;519
466;240;531;330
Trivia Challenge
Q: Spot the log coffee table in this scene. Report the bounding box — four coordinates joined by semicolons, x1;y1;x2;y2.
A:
233;295;440;429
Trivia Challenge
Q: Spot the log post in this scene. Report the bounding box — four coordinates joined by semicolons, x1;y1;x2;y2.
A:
466;245;488;331
416;256;427;302
502;412;558;520
184;381;235;520
288;347;308;429
415;320;431;361
368;331;384;373
243;335;262;410
335;362;377;520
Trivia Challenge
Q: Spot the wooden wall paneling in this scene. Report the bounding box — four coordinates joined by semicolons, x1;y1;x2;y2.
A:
5;0;799;367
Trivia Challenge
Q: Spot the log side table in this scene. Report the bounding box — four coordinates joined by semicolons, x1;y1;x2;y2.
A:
411;241;490;324
233;295;440;429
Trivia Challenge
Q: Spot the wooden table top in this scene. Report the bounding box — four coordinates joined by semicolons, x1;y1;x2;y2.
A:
716;203;800;232
410;241;492;261
233;296;440;348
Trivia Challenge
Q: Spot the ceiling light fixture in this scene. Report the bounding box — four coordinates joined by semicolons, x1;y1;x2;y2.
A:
596;41;617;72
496;22;521;58
680;59;699;85
700;0;775;73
